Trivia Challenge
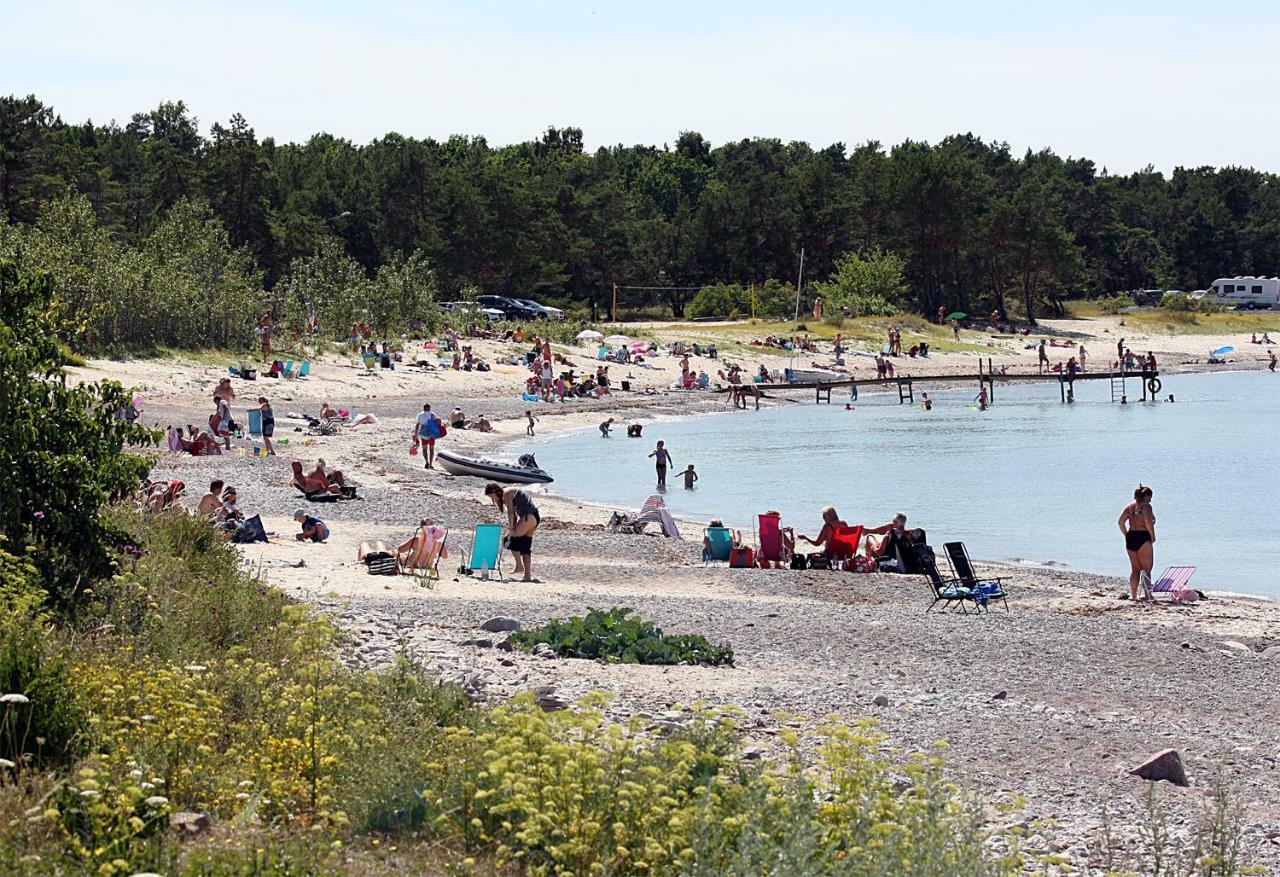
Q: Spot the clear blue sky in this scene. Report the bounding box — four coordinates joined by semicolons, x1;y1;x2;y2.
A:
6;1;1278;172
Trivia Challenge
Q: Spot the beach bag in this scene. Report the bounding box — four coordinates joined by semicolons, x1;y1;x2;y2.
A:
231;514;268;544
365;551;397;576
808;554;831;570
790;554;808;570
729;546;755;569
437;422;448;438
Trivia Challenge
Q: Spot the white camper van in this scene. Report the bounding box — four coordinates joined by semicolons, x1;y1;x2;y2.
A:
1204;276;1280;309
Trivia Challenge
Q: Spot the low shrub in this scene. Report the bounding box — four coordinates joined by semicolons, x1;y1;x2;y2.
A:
0;542;86;764
1095;293;1135;314
1161;292;1219;314
510;607;734;666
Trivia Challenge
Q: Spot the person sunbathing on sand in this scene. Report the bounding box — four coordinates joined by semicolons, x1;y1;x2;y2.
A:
798;507;846;557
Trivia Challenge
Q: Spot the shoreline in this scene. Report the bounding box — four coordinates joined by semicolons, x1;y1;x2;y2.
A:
480;377;1276;602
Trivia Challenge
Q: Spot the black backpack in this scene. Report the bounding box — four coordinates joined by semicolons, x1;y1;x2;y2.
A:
790;554;808;570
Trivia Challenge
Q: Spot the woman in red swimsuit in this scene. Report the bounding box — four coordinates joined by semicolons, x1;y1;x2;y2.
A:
1118;484;1156;600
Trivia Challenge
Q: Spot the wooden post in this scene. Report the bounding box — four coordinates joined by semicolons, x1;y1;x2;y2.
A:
750;283;756;319
611;283;618;322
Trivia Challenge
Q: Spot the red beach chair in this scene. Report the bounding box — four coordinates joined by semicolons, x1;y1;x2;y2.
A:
756;513;788;568
828;525;864;562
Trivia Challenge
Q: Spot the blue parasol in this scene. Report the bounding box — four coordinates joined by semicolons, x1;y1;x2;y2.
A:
1211;346;1233;356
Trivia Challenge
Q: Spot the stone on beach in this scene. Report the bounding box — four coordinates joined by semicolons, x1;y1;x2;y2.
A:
1128;749;1189;787
480;616;521;633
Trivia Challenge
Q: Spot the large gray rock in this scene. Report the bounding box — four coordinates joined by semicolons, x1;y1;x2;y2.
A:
480;617;520;633
1129;749;1189;787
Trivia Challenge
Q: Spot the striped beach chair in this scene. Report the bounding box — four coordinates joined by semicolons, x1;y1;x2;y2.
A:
1145;566;1197;601
635;495;680;538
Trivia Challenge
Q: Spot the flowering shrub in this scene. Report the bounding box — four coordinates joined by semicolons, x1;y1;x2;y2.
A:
388;696;1017;877
510;608;734;666
45;761;173;876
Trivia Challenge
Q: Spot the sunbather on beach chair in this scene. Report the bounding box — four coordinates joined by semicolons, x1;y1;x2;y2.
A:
702;523;734;563
756;511;794;568
291;460;345;499
397;520;449;579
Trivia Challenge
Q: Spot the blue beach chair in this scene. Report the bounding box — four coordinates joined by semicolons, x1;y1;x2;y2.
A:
247;409;262;437
703;527;734;563
297;361;310;378
282;360;295;379
468;524;503;578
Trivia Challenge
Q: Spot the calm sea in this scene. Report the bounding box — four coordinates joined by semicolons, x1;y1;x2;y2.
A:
521;369;1280;598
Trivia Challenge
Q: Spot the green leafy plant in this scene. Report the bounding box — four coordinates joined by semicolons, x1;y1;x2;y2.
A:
510;607;734;666
0;259;156;612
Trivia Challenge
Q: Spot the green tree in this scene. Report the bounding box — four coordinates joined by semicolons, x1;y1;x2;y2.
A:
370;249;441;336
0;259;155;610
0;95;59;224
812;248;909;316
141;198;263;348
277;237;372;336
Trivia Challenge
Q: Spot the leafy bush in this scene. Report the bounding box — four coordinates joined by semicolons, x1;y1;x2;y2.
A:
1095;293;1135;314
510;607;734;666
686;280;796;321
687;283;750;319
1161;292;1220;314
0;259;156;612
812;248;909;316
0;542;86;764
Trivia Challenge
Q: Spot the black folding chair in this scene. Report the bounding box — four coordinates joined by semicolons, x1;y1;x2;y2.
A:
920;554;978;613
943;542;1009;612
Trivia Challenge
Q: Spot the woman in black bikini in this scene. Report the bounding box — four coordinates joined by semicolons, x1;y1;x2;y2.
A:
1118;484;1156;600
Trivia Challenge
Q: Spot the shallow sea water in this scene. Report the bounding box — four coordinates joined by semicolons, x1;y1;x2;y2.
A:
521;369;1280;598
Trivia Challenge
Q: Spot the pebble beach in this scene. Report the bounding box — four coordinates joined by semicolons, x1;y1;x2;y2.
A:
82;315;1280;872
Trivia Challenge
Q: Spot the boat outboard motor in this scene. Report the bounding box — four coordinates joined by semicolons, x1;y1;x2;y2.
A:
517;453;540;470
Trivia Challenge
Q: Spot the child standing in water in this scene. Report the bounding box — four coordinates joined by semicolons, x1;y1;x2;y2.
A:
525;410;537;436
649;440;673;488
681;464;698;489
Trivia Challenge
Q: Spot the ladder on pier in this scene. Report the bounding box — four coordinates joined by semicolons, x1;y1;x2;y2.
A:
1109;369;1126;403
896;377;914;404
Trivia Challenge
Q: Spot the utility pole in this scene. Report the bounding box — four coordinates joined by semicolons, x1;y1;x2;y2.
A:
611;283;618;322
792;247;806;322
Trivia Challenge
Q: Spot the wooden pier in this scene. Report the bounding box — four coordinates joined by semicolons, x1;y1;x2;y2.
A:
740;360;1163;405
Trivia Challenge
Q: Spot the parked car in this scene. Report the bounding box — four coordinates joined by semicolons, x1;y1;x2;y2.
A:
475;295;541;321
513;298;566;320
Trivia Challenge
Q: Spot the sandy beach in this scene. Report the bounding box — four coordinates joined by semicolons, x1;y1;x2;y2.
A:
80;315;1280;872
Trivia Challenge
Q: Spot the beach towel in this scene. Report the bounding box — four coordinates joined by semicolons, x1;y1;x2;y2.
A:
167;426;183;453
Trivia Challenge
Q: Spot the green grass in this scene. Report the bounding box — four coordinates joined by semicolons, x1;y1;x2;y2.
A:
1066;301;1280;334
